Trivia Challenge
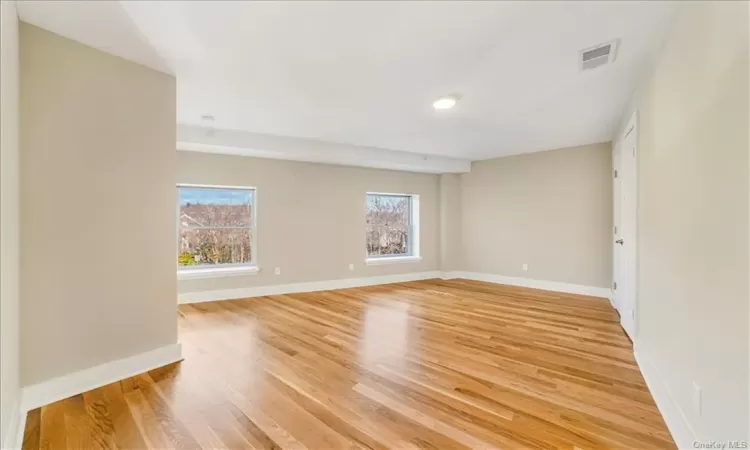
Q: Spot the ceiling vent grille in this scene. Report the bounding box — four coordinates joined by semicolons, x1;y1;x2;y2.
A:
580;40;618;71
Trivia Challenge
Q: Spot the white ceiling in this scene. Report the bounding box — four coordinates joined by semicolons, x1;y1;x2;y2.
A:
18;1;677;164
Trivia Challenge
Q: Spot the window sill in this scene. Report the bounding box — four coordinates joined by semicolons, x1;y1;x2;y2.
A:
365;256;422;266
178;265;259;280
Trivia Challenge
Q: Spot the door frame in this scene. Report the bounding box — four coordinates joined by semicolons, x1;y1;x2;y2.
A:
612;141;623;312
613;110;638;340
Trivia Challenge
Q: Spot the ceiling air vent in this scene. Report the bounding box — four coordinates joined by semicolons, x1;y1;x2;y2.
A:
579;40;618;71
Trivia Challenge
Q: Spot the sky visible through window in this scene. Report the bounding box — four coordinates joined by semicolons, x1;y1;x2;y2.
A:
179;187;253;206
366;194;405;209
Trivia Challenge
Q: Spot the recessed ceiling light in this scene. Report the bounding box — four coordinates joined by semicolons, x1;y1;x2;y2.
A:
433;96;458;110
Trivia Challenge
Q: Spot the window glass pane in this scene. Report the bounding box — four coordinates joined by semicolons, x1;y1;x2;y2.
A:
179;187;252;227
178;228;252;266
366;194;411;257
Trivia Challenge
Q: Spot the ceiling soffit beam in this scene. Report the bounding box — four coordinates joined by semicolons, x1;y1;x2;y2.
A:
177;124;471;174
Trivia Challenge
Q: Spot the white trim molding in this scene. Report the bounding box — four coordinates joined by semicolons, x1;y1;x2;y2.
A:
442;271;612;299
178;265;259;280
634;347;696;449
3;399;23;450
366;256;422;266
179;271;441;304
20;343;183;414
178;271;615;304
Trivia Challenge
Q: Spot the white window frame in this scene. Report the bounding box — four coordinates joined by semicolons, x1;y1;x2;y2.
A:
176;183;259;280
365;192;421;265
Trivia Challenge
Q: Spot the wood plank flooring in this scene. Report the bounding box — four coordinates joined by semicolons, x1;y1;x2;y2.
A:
22;279;675;449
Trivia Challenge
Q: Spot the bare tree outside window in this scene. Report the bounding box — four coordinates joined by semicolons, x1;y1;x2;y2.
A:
178;186;255;267
366;194;412;257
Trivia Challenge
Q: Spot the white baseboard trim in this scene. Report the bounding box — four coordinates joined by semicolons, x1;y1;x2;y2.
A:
179;271;442;304
13;404;25;450
442;271;612;299
179;271;613;304
3;398;23;450
634;347;697;449
19;342;183;414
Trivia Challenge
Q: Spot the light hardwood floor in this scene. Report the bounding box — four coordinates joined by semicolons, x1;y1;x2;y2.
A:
22;279;675;449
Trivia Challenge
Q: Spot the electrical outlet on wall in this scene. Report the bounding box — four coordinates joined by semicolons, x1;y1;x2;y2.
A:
522;263;528;271
692;381;702;416
349;263;355;271
274;267;281;275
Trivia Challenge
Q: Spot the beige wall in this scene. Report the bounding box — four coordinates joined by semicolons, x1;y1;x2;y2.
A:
615;1;748;442
178;152;440;294
460;143;613;288
0;1;20;445
20;24;178;385
438;173;461;271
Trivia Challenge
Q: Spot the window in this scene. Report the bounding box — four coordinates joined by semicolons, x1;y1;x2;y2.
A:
365;193;420;264
177;185;257;277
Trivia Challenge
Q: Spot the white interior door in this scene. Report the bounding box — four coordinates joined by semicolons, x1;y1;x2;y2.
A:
612;143;623;312
614;114;637;340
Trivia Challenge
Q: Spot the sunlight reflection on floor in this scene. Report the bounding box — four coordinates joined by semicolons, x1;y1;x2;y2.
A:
357;298;413;372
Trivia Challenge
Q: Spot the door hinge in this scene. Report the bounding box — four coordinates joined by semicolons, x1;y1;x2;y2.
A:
614;170;618;178
614;225;618;234
613;281;617;290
